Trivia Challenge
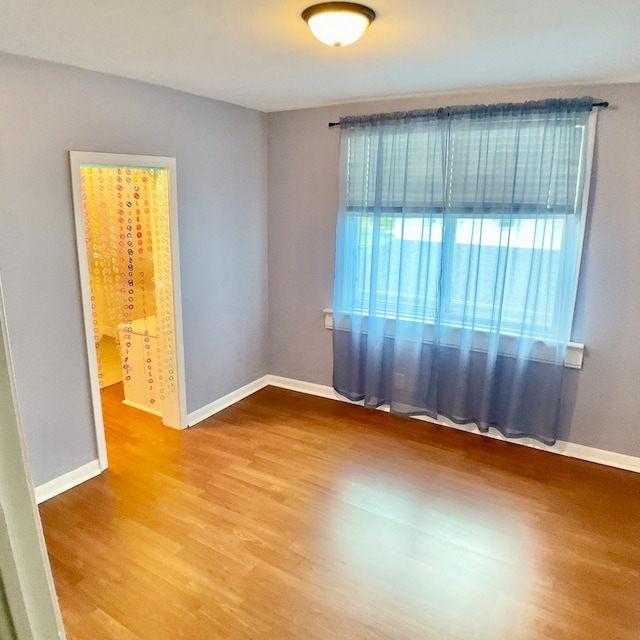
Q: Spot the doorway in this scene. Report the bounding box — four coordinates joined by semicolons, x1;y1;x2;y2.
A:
70;152;187;470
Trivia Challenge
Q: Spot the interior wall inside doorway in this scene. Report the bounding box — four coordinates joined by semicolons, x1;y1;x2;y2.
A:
81;165;177;416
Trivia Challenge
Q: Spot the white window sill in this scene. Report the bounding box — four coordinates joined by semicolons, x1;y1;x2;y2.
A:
323;308;584;370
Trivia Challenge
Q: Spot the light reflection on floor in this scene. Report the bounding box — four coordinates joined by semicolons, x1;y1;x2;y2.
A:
329;468;533;638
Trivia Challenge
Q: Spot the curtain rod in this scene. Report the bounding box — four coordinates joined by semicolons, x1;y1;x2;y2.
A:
328;101;609;128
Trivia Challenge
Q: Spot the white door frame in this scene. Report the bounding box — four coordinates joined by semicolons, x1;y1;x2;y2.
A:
69;151;188;470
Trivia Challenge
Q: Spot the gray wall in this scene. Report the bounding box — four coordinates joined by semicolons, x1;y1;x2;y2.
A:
267;83;640;458
0;54;269;486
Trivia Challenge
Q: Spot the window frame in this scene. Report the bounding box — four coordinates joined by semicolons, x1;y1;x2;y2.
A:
336;112;597;349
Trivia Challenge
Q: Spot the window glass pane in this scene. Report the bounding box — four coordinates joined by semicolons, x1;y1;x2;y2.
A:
346;122;446;212
448;217;564;333
346;214;442;319
448;121;585;213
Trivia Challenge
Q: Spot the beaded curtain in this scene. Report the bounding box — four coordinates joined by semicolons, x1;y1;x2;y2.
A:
80;165;176;411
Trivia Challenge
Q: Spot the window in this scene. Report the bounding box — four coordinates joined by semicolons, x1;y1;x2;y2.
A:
335;102;594;343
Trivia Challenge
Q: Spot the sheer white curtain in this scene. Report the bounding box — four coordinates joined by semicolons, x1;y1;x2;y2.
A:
332;98;594;444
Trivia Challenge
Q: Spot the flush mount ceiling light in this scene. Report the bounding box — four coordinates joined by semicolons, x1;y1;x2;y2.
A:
302;2;376;47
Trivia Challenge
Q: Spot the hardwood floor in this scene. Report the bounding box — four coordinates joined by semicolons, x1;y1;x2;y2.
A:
39;384;640;639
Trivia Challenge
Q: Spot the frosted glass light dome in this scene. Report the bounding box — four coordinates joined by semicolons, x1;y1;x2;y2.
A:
302;3;376;47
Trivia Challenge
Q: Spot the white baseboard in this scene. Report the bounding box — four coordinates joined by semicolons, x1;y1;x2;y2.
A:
121;399;163;418
35;460;102;504
187;375;270;426
265;375;640;474
548;440;640;474
266;375;344;401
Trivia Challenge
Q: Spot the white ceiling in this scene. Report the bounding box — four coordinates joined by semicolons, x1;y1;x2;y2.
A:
1;0;639;112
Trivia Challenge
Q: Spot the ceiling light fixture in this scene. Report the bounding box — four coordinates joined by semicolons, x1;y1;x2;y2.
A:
302;2;376;47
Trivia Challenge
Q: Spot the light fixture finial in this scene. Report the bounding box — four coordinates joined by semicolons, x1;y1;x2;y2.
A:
302;2;376;47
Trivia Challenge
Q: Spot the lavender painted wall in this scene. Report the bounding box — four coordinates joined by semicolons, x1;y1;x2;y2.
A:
267;83;640;458
0;54;268;486
1;49;638;487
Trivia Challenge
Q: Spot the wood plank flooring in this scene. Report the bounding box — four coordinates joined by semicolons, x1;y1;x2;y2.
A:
39;384;640;639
